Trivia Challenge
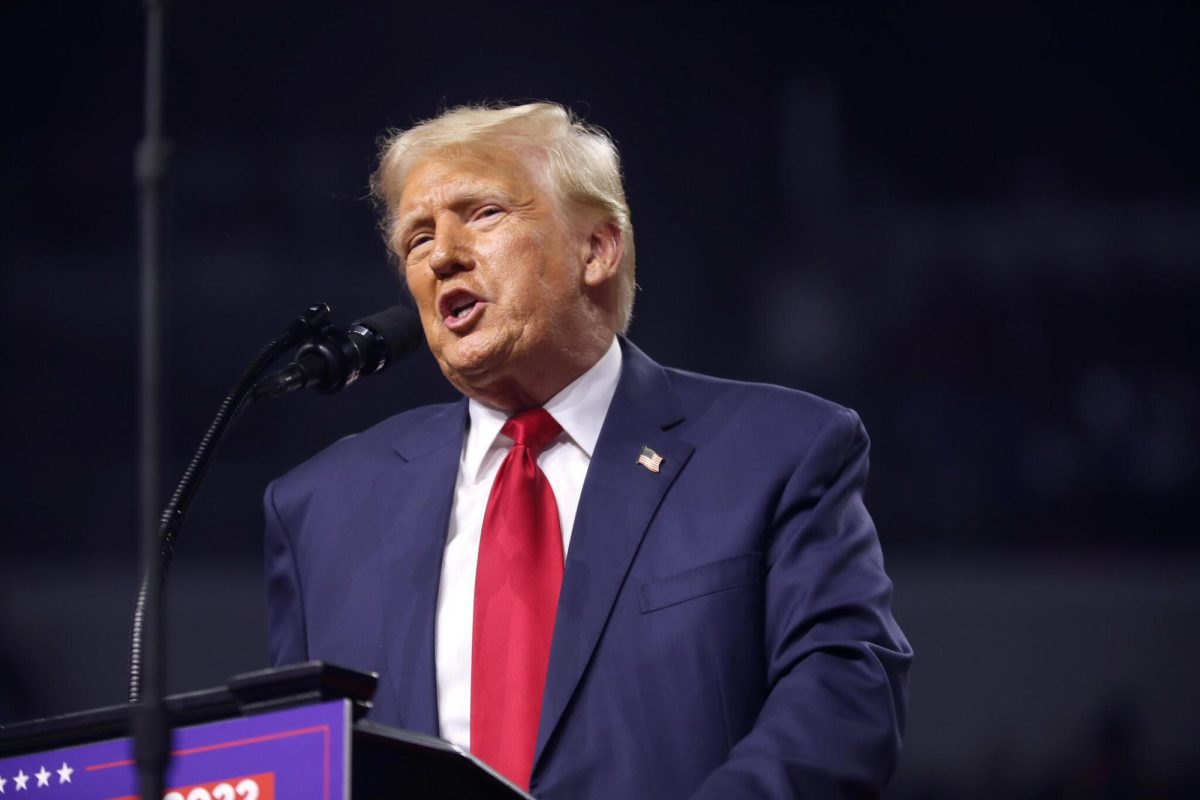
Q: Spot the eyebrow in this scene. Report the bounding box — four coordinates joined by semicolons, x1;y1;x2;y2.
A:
393;187;511;247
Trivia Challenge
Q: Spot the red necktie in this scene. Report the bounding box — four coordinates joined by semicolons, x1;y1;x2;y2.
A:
471;408;564;789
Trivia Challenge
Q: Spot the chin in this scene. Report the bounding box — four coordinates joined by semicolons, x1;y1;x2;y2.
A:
440;338;507;383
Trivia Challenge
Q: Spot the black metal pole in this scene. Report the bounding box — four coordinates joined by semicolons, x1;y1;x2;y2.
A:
138;3;168;579
133;0;170;797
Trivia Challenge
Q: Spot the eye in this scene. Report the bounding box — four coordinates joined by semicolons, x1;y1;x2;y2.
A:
472;205;504;222
406;233;433;257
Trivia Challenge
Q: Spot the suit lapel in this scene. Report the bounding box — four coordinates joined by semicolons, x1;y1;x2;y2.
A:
377;400;467;736
534;340;694;766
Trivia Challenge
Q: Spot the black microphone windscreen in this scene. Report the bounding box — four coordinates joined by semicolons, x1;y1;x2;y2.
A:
355;305;424;359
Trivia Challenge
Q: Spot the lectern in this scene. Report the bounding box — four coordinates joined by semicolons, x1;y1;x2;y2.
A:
0;662;531;799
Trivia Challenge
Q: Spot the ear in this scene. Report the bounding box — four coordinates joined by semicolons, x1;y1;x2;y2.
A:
581;220;623;289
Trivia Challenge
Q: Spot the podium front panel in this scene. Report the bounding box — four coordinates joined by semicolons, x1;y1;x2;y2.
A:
0;700;350;799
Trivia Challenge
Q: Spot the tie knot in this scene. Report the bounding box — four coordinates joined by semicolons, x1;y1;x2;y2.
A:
502;408;562;455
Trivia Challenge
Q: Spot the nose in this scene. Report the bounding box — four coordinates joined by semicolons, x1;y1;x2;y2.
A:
428;218;474;278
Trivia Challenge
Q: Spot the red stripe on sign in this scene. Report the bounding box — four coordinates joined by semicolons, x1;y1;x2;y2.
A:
91;723;330;800
87;724;330;771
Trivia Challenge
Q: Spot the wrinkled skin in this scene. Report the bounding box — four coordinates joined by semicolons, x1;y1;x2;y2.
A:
393;145;623;411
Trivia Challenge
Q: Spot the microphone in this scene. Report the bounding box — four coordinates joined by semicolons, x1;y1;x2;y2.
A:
253;305;423;397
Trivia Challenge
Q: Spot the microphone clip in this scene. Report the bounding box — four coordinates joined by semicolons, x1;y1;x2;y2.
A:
252;304;420;398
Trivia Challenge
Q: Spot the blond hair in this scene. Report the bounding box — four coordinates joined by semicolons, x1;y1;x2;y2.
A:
371;102;636;333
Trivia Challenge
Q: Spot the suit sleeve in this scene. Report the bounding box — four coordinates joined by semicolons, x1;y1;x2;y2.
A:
264;479;310;666
691;408;912;799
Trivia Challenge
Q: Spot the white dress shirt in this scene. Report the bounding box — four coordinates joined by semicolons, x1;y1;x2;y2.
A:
435;337;623;751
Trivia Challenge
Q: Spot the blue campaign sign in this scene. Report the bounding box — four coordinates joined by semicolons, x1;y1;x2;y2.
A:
0;700;349;800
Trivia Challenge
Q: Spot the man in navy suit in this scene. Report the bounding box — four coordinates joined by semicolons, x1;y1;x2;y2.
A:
265;102;911;798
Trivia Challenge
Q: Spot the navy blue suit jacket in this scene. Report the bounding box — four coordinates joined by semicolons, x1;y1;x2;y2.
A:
265;339;911;798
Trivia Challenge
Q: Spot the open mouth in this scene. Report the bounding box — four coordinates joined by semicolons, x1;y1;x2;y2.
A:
439;288;486;331
450;297;477;319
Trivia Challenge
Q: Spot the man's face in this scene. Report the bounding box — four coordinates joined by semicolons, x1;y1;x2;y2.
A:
394;145;611;409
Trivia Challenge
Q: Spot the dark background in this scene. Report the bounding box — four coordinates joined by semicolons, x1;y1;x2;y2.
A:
2;1;1198;796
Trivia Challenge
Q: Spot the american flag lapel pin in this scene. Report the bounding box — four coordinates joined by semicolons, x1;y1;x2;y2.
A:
636;445;664;473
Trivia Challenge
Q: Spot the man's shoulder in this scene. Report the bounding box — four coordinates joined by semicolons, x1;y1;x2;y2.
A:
622;338;854;421
659;361;862;439
269;400;463;493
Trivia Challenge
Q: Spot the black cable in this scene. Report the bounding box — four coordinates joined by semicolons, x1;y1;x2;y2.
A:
129;303;330;799
129;304;331;702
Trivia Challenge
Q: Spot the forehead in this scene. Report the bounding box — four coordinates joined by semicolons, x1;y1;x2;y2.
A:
397;145;547;213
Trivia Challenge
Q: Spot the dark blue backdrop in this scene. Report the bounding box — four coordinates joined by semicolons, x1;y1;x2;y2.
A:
2;2;1197;797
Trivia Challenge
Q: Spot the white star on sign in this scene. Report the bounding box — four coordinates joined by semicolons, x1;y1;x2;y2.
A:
0;773;6;792
34;769;49;789
12;770;27;791
56;763;73;784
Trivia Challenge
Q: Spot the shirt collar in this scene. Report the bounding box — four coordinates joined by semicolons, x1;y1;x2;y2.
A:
461;336;623;483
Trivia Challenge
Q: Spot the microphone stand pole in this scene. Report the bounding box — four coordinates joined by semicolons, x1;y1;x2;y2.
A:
126;6;346;799
132;0;171;797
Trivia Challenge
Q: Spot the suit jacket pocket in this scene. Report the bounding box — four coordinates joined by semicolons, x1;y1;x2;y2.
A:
638;552;764;613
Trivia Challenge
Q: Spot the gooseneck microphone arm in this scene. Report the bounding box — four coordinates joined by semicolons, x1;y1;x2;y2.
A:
129;302;333;697
128;301;420;799
128;302;331;800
